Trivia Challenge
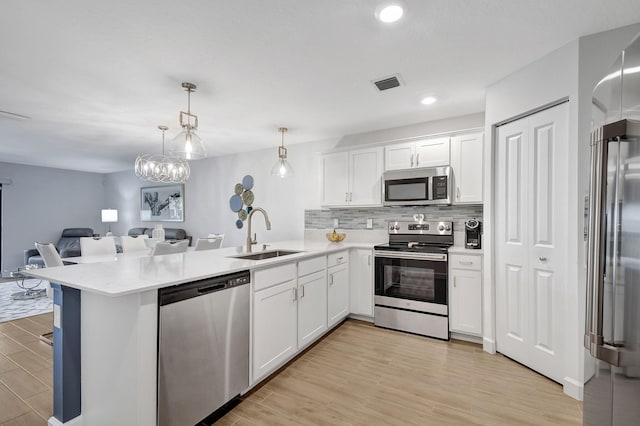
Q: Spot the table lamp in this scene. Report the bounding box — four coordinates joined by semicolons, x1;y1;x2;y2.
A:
101;209;118;236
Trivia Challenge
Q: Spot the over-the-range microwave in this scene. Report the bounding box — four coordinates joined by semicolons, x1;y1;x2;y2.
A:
382;166;452;206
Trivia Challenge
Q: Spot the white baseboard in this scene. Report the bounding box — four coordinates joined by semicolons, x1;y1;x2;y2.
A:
563;376;584;401
483;337;496;354
348;314;374;323
48;415;82;426
450;332;482;345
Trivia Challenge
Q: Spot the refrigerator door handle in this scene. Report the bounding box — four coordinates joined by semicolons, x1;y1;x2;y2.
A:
594;343;621;367
585;128;608;353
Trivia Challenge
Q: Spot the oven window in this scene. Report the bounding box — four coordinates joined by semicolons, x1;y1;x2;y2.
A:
385;178;428;201
375;256;447;305
383;265;434;300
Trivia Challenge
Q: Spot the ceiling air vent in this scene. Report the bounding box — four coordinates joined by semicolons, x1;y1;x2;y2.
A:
373;74;402;91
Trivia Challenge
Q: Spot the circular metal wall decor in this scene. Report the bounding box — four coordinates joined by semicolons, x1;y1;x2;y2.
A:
229;175;256;229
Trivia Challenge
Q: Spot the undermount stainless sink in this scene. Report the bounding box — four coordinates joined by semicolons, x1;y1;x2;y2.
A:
230;250;302;261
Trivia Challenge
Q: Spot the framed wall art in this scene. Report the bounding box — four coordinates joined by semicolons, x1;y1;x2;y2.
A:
140;184;184;222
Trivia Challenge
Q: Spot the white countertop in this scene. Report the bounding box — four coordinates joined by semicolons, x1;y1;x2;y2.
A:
27;240;379;297
448;246;484;254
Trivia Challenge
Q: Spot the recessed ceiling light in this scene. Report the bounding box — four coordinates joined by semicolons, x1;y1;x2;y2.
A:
376;4;404;23
421;96;437;105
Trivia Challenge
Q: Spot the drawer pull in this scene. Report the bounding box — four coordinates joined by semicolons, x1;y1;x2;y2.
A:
539;256;548;262
459;260;473;265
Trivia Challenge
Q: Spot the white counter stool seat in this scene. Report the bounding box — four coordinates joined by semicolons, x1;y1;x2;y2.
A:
34;242;63;345
80;236;117;257
194;234;224;251
120;235;149;253
151;240;189;256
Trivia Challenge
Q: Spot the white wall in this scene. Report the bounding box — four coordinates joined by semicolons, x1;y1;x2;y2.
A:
483;23;640;400
0;162;105;270
103;138;337;248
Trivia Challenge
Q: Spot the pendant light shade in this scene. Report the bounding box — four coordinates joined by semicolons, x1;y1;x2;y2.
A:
135;126;191;183
271;127;294;178
168;82;207;160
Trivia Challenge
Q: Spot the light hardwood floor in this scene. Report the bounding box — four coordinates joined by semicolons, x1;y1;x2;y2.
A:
0;313;52;426
218;320;583;425
0;316;583;425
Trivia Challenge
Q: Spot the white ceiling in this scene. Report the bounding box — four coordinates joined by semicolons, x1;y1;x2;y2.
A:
1;1;640;173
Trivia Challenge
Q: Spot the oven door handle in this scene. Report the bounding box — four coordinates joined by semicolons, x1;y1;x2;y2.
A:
374;251;447;262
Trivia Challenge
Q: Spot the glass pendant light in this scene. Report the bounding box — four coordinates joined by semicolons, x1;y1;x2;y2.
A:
135;126;191;183
271;127;294;178
168;82;207;160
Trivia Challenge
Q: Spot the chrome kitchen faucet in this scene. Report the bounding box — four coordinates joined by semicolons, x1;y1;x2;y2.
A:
246;207;271;253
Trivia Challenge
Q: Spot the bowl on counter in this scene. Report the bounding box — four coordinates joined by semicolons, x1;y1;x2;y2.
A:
326;229;346;243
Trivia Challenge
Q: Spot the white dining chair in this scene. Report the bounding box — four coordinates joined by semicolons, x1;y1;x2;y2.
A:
194;234;224;251
151;239;189;256
35;242;65;268
120;235;150;253
80;236;117;256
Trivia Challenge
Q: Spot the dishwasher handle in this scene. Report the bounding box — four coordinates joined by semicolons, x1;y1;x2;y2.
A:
197;283;227;295
159;270;250;306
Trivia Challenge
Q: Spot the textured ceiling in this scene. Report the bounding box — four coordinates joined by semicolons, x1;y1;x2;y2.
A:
1;0;640;173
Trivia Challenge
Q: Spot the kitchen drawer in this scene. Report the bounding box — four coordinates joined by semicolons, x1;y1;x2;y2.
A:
327;251;348;268
449;254;482;271
254;263;296;291
298;256;326;277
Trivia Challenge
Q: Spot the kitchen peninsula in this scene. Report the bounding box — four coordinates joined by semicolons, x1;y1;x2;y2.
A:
28;240;378;426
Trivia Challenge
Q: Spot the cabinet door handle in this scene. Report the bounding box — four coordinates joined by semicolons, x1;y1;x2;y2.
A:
454;277;456;287
329;274;334;286
301;285;305;298
345;192;349;202
368;255;371;266
292;287;297;301
457;187;460;200
410;154;414;167
416;153;419;166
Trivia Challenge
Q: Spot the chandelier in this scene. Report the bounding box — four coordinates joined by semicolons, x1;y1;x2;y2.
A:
271;127;294;178
135;125;190;183
168;82;207;160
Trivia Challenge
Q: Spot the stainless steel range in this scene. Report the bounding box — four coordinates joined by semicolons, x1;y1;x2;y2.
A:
373;220;453;340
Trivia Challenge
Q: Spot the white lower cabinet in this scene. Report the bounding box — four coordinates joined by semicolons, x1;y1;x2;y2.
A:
297;258;327;349
449;253;482;336
349;248;373;317
252;265;297;383
327;251;349;328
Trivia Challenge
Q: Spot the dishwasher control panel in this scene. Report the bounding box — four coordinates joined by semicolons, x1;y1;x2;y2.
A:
228;275;250;287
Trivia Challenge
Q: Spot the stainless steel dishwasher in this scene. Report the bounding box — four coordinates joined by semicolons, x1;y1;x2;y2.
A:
157;270;250;426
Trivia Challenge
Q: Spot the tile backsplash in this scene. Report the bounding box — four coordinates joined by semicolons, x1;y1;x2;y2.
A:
305;205;483;233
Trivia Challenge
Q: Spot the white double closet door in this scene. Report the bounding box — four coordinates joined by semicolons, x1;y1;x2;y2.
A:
495;102;569;383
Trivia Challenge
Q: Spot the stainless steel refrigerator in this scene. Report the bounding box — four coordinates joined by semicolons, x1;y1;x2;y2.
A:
584;33;640;425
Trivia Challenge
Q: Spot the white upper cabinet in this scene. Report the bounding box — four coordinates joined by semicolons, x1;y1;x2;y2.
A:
384;137;450;171
450;132;484;204
321;147;383;207
321;152;350;206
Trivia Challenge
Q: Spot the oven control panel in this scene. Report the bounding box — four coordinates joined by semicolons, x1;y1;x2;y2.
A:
388;221;453;235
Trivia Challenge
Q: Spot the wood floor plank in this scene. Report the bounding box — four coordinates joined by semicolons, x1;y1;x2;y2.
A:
219;320;582;425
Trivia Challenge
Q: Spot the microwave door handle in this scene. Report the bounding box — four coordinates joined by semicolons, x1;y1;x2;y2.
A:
427;176;433;201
